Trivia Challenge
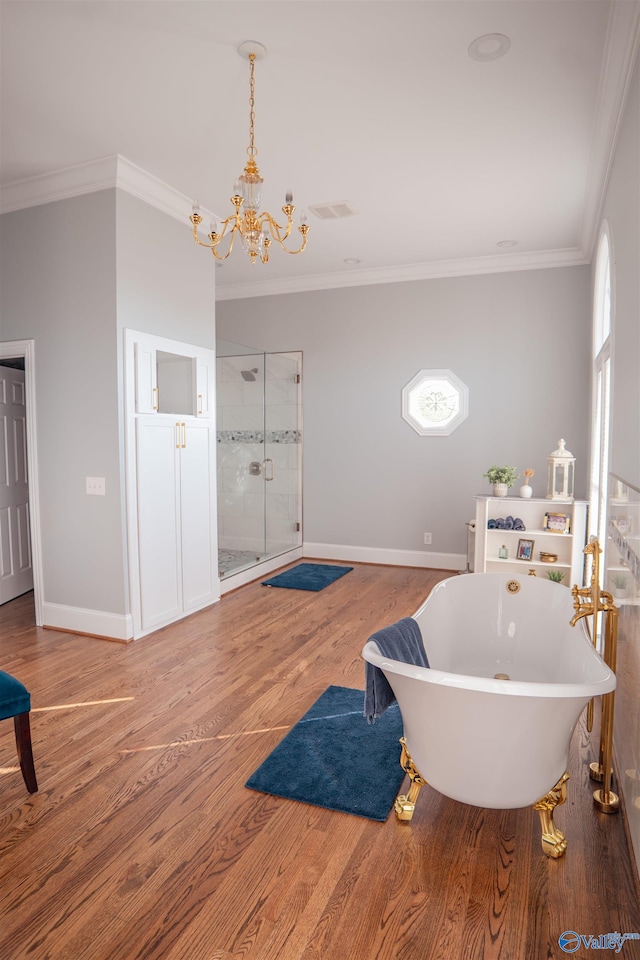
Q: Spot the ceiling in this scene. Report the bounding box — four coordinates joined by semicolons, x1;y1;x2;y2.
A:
1;1;639;301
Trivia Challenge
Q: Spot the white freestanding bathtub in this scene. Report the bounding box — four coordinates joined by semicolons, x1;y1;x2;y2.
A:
362;573;616;812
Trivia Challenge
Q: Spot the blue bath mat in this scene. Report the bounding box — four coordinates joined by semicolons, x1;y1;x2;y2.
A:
262;563;353;592
245;685;405;820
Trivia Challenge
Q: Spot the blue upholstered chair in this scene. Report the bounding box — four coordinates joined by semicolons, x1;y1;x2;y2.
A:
0;671;38;793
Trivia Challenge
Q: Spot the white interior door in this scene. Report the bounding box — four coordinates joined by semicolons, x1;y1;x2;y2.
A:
0;365;34;604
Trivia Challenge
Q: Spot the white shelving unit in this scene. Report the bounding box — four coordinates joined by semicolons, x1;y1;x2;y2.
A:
606;476;640;606
473;495;588;587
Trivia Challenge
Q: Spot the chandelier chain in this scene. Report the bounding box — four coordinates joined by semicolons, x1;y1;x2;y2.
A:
190;43;310;264
247;54;257;158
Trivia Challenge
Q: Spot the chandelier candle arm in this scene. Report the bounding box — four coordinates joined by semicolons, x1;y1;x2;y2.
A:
190;205;241;260
189;45;309;265
261;207;310;255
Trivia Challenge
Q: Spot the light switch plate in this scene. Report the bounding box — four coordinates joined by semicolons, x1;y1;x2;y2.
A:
86;476;106;496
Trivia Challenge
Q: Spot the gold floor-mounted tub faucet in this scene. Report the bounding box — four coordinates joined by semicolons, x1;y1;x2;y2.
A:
571;537;620;814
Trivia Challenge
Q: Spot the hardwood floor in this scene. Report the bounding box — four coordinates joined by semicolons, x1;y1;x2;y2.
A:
1;563;639;960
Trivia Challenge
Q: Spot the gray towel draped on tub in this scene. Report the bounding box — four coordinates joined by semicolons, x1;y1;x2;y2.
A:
364;617;429;723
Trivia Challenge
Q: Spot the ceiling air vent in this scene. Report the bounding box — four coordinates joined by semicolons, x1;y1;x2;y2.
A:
308;201;359;220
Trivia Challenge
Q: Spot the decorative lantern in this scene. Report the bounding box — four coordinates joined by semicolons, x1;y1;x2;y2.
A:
546;439;575;501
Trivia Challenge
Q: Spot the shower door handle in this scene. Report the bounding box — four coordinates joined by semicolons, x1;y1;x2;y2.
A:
263;458;274;481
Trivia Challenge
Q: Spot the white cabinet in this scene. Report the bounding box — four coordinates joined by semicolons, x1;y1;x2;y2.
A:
133;339;214;419
125;329;219;638
136;417;217;631
136;418;181;626
473;496;588;587
195;357;213;418
134;341;158;413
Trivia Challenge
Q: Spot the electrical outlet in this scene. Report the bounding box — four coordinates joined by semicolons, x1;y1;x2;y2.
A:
423;532;432;545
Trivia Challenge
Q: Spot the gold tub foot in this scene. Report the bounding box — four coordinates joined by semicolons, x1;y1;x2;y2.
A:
395;737;427;821
533;771;570;858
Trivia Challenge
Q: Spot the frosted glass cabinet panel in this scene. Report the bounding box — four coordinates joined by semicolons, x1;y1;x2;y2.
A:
133;341;214;418
156;351;195;415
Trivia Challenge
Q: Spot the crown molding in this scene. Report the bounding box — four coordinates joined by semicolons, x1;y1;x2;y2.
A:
0;154;217;223
579;0;640;260
0;154;589;301
0;155;119;214
214;247;589;301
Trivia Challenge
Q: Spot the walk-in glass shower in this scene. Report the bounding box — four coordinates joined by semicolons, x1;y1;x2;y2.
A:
216;339;302;580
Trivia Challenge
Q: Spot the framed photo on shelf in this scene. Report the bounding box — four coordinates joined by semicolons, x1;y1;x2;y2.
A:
517;538;535;561
543;512;571;534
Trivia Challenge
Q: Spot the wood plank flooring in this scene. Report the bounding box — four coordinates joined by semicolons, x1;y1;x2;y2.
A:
1;563;639;960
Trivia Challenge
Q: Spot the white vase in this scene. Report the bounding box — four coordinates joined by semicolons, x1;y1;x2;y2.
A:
519;484;533;498
493;483;509;497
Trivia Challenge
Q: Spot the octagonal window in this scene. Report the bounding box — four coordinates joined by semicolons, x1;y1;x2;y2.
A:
402;369;468;436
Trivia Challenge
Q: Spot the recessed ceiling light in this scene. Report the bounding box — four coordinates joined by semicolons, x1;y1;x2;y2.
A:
496;239;518;248
468;34;511;62
343;258;361;265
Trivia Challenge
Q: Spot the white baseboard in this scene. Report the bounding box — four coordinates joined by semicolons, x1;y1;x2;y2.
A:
42;602;134;641
302;542;466;571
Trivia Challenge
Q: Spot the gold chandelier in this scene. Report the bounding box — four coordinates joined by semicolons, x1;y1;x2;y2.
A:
190;42;310;265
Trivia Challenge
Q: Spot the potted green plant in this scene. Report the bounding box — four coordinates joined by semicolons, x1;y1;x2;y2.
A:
483;465;519;498
547;570;565;583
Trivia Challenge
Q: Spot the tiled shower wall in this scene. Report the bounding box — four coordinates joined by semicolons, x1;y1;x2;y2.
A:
216;352;302;557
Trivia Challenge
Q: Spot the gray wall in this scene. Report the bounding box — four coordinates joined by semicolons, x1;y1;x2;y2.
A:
217;265;591;558
115;192;216;614
0;188;216;618
116;191;216;347
0;191;124;611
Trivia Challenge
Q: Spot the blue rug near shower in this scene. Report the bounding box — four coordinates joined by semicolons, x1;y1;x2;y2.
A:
262;563;353;592
245;685;405;820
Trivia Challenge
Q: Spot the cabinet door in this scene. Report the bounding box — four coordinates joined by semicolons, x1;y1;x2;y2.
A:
195;357;213;418
136;417;182;628
135;342;158;414
180;420;218;611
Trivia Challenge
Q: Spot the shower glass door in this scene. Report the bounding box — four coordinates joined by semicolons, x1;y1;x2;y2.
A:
216;340;302;579
264;352;302;560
